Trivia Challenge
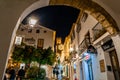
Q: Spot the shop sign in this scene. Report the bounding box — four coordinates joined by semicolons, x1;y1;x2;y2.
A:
99;59;105;72
81;52;91;61
101;39;114;51
85;54;90;60
25;37;35;44
84;53;90;60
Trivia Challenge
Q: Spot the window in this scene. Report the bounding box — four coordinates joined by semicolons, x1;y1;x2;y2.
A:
36;29;40;33
37;39;44;48
81;12;88;22
21;28;24;31
85;31;91;45
28;29;32;33
20;27;25;31
76;23;81;33
44;30;47;33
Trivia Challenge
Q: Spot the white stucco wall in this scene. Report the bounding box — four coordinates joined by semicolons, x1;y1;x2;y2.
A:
104;51;115;80
75;60;80;80
78;14;110;80
78;14;98;44
91;54;99;80
17;25;55;49
111;35;120;65
96;46;107;80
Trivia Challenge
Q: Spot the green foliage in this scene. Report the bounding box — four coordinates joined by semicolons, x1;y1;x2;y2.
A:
32;48;43;63
12;46;24;62
12;44;56;66
40;47;56;65
39;68;46;79
22;45;35;63
12;45;35;63
26;66;46;79
12;44;56;80
26;66;39;78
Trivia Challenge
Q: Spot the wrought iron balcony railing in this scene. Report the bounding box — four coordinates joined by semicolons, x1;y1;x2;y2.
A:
78;38;90;55
92;23;107;41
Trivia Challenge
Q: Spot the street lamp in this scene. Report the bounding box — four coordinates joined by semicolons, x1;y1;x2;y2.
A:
28;17;37;27
70;47;74;52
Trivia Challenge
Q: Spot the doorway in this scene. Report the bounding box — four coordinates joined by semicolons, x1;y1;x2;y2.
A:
87;59;94;80
80;62;84;80
109;50;120;80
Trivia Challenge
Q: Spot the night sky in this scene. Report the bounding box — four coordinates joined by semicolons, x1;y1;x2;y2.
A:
22;5;80;42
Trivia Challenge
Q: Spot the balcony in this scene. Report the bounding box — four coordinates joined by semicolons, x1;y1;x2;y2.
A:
92;23;107;41
78;38;90;55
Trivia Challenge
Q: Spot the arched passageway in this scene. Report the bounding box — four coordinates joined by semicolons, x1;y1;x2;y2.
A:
0;0;120;79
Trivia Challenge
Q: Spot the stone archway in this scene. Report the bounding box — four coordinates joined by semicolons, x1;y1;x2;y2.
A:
0;0;120;79
49;0;119;35
0;0;50;79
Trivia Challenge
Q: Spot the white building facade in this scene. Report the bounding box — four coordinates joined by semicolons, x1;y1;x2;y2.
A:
16;24;56;50
16;24;56;79
69;12;120;80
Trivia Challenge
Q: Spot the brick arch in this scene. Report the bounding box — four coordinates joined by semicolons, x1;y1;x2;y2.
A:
49;0;119;35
